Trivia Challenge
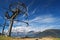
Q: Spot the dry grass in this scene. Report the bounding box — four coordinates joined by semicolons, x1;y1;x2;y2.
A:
11;37;58;40
0;36;60;40
12;37;60;40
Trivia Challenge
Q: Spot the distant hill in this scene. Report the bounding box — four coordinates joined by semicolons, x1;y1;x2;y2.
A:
41;29;60;38
11;29;60;38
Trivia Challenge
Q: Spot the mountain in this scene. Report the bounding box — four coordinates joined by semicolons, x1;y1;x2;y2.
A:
11;29;60;38
40;29;60;38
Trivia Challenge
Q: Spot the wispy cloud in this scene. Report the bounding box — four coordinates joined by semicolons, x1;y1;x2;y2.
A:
12;26;40;32
28;14;60;31
4;24;60;34
5;14;60;33
31;8;37;15
28;0;35;8
29;14;56;23
41;25;60;32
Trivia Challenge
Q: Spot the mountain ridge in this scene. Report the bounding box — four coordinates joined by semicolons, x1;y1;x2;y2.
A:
10;29;60;38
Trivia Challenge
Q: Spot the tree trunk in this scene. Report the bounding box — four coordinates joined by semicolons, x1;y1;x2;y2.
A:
2;23;6;35
2;20;6;35
8;19;13;36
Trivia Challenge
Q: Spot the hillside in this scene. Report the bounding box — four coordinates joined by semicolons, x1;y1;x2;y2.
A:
10;29;60;38
23;29;60;38
36;29;60;38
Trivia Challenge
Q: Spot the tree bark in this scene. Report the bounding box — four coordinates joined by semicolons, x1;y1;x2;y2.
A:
8;19;13;36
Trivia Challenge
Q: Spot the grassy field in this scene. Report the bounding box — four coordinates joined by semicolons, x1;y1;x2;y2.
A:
0;36;60;40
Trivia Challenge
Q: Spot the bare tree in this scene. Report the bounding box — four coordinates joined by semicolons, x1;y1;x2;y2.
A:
4;2;28;36
0;15;6;35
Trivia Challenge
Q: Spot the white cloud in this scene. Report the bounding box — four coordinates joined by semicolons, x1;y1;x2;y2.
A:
28;15;60;31
4;25;60;34
29;15;58;23
40;25;54;32
12;26;40;33
31;8;37;15
11;25;60;33
4;15;60;33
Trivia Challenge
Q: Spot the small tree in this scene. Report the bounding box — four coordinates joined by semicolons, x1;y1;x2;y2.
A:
0;15;6;35
2;18;6;35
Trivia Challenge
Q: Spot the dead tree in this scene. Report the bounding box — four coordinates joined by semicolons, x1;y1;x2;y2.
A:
0;15;6;35
4;2;28;36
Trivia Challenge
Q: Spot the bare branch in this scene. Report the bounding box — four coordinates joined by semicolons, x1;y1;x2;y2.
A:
14;20;29;27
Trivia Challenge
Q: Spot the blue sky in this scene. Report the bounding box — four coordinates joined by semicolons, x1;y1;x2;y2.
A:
0;0;60;33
